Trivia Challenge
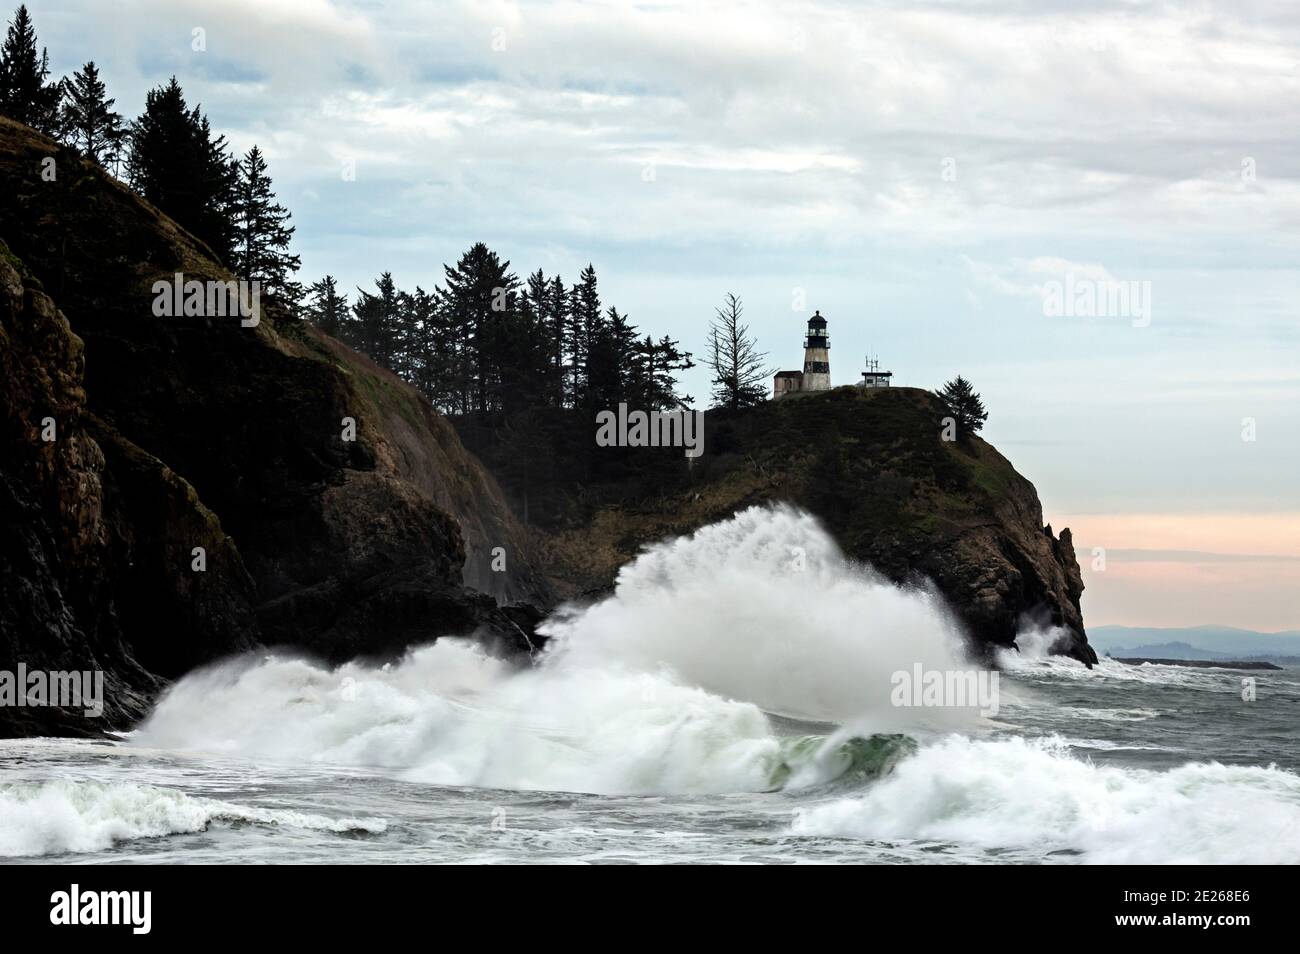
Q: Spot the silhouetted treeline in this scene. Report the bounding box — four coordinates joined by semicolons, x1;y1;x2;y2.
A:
0;5;300;303
1;4;698;422
306;244;694;417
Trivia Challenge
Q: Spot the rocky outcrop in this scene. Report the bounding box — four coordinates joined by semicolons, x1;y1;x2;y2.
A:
0;118;547;736
0;242;258;735
515;387;1096;665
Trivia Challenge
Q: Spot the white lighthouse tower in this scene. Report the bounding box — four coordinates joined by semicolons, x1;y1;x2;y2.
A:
801;310;831;391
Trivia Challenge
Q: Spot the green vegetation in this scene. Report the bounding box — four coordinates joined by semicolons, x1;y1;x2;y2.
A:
936;375;989;440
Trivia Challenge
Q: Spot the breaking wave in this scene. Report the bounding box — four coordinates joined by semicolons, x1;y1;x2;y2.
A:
133;506;976;795
791;734;1300;864
0;779;386;858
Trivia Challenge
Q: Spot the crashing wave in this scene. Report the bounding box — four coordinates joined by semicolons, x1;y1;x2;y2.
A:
0;778;386;858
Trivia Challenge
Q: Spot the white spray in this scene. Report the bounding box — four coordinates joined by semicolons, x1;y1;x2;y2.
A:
133;506;979;795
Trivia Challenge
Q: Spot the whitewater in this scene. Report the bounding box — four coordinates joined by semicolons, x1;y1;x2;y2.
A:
4;505;1299;864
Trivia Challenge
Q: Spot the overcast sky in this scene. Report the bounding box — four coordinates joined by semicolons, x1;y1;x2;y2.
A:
26;0;1300;631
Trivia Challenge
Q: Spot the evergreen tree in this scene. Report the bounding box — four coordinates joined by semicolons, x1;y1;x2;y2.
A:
128;78;237;260
636;334;695;410
440;243;518;414
390;287;421;381
0;4;61;133
59;61;125;169
705;293;770;409
582;305;641;409
609;307;641;387
352;272;401;368
404;286;448;408
523;268;562;406
583;308;623;410
231;145;301;302
936;375;988;439
546;275;568;405
569;264;603;407
303;275;349;338
496;288;554;414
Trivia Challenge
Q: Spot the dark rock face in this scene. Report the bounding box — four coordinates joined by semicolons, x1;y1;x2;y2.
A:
0;119;546;736
0;245;258;735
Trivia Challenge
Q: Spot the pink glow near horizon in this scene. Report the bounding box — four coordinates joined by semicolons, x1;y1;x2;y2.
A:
1056;512;1300;631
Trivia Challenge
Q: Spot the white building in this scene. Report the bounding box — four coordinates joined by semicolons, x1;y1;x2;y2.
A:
859;356;893;388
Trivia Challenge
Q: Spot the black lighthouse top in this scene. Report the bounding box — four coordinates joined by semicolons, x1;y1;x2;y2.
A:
804;310;829;350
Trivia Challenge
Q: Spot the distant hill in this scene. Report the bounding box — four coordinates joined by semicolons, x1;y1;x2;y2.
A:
1092;625;1300;660
1104;641;1230;661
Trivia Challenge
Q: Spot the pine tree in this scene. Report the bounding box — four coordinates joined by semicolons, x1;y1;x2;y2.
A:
583;307;627;410
496;289;554;414
128;78;238;260
636;334;695;410
524;269;561;406
546;275;568;405
352;272;401;368
582;305;641;409
569;264;603;407
706;293;770;409
197;112;240;260
403;286;447;407
303;275;349;338
440;243;519;414
391;287;422;380
231;145;301;302
0;5;61;133
59;61;125;168
936;375;988;439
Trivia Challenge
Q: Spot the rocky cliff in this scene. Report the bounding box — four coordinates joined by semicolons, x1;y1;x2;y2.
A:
465;388;1096;666
0;119;548;737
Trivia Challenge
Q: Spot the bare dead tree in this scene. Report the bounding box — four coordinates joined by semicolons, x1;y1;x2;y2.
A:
706;293;771;409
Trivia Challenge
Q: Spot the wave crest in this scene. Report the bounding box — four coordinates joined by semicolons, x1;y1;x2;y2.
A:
0;779;386;858
792;735;1300;864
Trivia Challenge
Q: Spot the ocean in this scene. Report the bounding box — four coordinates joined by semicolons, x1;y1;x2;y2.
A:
3;507;1298;865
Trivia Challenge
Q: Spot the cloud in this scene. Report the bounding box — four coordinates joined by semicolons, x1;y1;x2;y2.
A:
1083;548;1300;564
40;0;1300;258
961;255;1122;306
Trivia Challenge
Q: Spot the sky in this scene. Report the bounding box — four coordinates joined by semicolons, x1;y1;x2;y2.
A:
23;0;1300;631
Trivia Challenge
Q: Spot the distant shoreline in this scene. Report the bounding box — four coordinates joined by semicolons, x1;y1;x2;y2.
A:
1111;657;1283;671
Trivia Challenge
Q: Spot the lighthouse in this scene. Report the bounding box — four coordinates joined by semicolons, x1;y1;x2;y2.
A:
772;310;832;398
801;310;831;391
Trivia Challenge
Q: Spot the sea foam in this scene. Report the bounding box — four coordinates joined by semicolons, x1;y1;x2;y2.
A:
133;506;976;795
792;734;1300;864
0;779;385;858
